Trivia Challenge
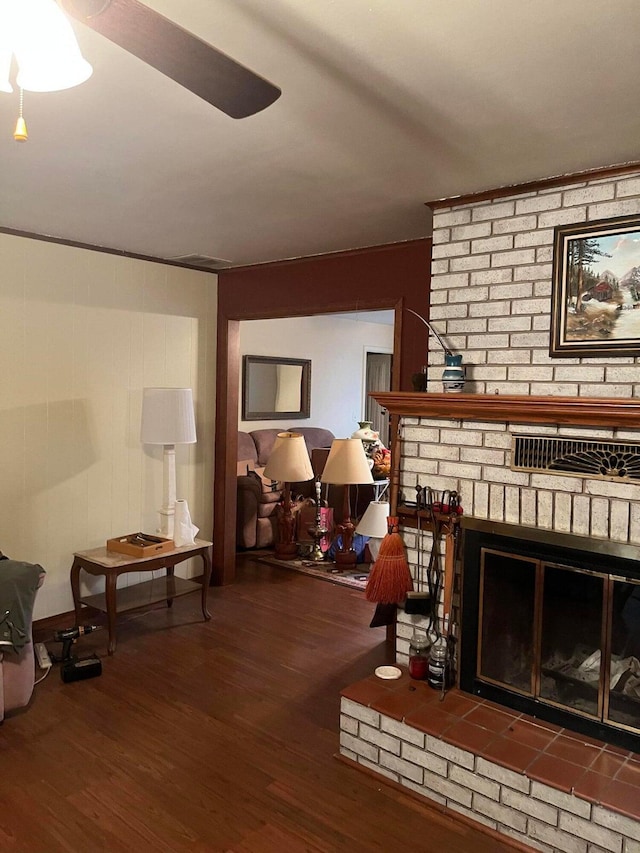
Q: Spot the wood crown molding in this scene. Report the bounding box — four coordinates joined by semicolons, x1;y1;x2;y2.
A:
0;226;219;273
424;161;640;210
371;392;640;429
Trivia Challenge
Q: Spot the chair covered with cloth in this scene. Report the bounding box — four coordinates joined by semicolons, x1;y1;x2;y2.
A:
0;558;45;721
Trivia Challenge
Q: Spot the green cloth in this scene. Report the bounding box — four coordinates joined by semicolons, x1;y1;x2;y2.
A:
0;560;44;653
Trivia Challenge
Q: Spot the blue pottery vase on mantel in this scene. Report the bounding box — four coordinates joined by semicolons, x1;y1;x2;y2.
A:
442;353;465;393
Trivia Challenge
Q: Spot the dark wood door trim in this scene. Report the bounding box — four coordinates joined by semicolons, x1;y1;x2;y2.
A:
213;299;403;585
212;239;431;585
212;315;240;585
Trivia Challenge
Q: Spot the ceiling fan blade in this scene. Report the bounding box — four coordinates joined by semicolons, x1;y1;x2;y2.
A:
60;0;281;118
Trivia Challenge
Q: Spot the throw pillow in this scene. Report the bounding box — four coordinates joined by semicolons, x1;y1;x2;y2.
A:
253;466;282;493
237;458;256;476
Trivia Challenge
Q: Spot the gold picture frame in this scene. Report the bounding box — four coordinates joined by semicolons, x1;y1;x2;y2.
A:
550;214;640;357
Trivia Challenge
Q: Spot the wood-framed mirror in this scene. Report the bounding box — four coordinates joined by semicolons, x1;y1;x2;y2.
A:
242;355;311;420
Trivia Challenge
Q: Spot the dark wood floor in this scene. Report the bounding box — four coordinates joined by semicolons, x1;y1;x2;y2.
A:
1;555;523;852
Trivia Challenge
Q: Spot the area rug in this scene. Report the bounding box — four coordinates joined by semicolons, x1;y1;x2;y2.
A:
258;555;370;591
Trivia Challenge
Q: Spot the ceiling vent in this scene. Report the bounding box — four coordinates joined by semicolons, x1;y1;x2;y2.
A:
512;435;640;483
168;254;232;270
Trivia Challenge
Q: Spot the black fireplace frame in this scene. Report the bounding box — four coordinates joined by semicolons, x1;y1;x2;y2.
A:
460;517;640;752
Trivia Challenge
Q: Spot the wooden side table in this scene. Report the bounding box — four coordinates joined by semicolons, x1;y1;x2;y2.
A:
70;539;213;654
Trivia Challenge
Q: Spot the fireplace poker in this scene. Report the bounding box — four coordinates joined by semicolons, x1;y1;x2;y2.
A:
425;489;443;638
438;521;460;701
423;491;457;700
442;524;456;640
404;499;430;616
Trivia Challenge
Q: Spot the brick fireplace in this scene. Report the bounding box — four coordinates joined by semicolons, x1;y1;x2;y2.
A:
339;167;640;851
381;391;640;674
341;393;640;852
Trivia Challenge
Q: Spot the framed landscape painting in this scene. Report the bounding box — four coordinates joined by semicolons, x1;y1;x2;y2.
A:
550;214;640;357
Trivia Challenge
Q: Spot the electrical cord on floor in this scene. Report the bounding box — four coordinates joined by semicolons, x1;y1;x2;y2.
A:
33;641;53;684
34;664;52;685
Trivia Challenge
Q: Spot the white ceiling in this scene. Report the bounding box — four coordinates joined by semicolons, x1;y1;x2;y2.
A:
1;0;640;268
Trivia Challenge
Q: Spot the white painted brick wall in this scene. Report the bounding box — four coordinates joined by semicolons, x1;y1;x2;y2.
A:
340;697;640;853
431;171;640;399
388;171;640;849
387;169;640;851
472;200;517;221
408;171;640;554
558;815;623;851
379;749;424;783
380;716;425;746
449;764;500;799
474;793;528;832
359;722;401;755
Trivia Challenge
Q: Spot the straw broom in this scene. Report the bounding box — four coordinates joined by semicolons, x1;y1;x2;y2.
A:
365;516;414;604
365;417;413;626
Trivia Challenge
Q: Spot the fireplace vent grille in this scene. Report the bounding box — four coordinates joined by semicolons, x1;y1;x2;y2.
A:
512;435;640;482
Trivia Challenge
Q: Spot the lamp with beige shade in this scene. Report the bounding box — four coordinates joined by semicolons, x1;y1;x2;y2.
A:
263;431;314;560
321;438;373;570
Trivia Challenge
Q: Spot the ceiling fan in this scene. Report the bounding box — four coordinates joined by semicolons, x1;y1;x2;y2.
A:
59;0;281;118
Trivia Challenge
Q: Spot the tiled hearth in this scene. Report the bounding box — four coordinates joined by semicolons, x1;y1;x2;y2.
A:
340;671;640;852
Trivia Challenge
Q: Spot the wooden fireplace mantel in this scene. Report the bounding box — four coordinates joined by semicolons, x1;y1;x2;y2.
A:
371;391;640;429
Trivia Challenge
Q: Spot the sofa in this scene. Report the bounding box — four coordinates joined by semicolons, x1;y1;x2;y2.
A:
237;427;336;549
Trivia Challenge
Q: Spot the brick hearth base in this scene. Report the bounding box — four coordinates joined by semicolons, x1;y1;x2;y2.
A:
340;671;640;853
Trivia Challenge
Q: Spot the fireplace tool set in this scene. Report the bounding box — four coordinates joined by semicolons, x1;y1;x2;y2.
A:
407;484;463;516
406;482;462;698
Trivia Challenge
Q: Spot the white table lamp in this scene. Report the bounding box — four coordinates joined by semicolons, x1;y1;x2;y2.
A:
356;500;390;561
141;387;196;538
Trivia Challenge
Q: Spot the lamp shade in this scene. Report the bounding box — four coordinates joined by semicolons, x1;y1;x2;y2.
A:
140;387;196;445
320;438;374;485
0;45;12;93
263;432;313;483
4;0;93;93
356;501;390;538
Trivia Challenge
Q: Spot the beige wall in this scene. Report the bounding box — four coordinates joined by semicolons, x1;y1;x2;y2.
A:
0;233;217;620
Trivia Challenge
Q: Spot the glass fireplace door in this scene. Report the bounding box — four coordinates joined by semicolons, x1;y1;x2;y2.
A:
462;521;640;751
478;549;537;694
538;562;606;719
477;550;608;715
608;577;640;731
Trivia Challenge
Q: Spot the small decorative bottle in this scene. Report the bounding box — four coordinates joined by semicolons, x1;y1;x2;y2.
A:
427;638;449;690
408;633;430;680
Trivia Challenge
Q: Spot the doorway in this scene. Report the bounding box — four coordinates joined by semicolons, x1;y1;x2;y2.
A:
213;239;431;585
365;350;392;447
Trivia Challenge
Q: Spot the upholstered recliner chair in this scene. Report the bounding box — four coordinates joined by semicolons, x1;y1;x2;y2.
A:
0;560;45;721
236;427;335;549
